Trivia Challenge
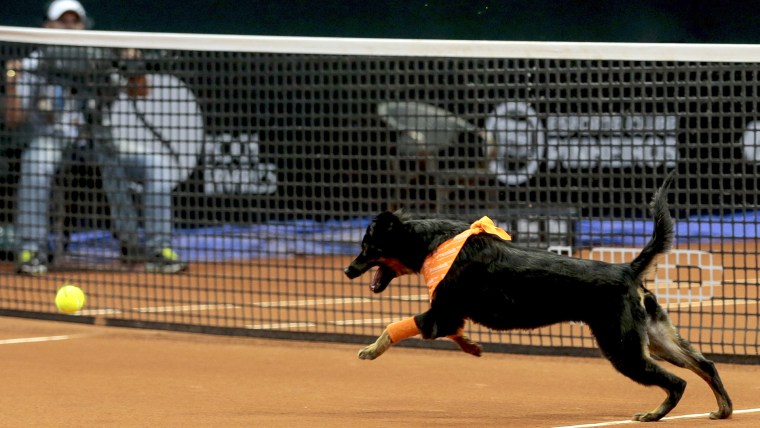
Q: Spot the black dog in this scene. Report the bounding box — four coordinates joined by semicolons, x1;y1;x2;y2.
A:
344;174;732;422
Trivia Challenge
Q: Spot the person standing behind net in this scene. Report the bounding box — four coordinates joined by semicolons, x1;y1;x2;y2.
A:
4;0;187;275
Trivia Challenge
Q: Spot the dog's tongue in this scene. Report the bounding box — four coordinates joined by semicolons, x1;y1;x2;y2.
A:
368;266;394;293
369;268;383;292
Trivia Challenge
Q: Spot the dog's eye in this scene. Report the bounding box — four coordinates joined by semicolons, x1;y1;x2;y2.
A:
363;244;382;257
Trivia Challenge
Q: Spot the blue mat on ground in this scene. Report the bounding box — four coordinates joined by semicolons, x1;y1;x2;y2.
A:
63;217;371;262
62;211;760;262
576;211;760;248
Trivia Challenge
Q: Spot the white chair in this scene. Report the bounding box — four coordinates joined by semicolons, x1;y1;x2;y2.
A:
377;101;497;215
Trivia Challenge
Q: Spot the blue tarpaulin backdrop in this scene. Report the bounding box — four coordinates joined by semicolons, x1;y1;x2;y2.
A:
61;211;759;262
576;211;760;248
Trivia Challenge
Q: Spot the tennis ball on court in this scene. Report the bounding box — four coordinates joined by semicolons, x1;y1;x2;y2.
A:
55;284;86;314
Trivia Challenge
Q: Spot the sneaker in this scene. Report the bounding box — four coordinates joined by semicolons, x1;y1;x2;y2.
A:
120;244;146;265
16;250;48;276
145;247;188;274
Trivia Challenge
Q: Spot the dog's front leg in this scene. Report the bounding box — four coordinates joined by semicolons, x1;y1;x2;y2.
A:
358;316;420;360
358;329;393;360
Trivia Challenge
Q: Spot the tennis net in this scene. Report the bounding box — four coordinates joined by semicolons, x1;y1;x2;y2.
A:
0;26;758;362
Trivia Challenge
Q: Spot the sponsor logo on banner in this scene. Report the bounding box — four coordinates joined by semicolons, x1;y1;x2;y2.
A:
485;102;679;185
741;120;760;164
203;133;277;195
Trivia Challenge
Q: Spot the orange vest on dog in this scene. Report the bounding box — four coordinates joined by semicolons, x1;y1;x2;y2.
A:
421;216;512;299
386;216;511;343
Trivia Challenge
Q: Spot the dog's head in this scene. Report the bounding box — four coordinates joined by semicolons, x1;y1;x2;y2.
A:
344;211;416;293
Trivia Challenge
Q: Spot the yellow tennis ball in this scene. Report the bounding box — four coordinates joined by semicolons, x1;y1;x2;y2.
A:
55;284;86;314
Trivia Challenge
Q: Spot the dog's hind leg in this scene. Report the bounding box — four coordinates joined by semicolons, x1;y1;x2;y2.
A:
644;294;733;419
594;325;686;422
619;356;686;422
449;332;483;357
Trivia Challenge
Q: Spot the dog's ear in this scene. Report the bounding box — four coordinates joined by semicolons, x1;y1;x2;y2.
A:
373;211;404;234
392;208;413;222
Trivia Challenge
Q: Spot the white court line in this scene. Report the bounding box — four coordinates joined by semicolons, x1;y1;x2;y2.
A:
0;335;76;345
665;298;755;310
246;322;316;330
727;277;759;285
78;308;122;316
387;294;428;302
135;303;239;313
253;297;371;308
79;296;754;316
554;408;760;428
78;298;369;315
330;317;406;326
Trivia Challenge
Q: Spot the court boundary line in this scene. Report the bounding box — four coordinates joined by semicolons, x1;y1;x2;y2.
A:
245;322;317;330
554;407;760;428
330;317;405;326
136;303;239;313
0;335;76;345
252;297;372;308
726;278;760;285
74;295;756;323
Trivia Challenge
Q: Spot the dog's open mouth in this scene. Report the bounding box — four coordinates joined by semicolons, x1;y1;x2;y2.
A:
370;265;396;293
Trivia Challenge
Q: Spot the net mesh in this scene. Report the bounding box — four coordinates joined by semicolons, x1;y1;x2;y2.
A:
0;28;758;360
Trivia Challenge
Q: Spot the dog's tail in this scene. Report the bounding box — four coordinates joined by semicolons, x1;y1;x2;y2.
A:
629;171;676;280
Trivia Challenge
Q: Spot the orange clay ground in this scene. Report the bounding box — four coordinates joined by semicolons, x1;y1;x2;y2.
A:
1;316;759;427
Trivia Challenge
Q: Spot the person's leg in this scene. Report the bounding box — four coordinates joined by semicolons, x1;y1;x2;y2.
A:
15;136;64;274
130;153;186;273
139;156;171;250
92;143;141;261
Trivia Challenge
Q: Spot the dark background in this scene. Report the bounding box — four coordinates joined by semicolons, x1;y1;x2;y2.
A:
0;0;758;44
1;0;758;229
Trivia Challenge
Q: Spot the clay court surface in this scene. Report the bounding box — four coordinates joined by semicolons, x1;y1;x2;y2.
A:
1;316;758;427
1;243;758;426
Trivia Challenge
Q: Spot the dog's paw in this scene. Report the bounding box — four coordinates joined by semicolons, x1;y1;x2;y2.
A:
709;408;732;420
461;338;483;357
358;345;380;360
632;412;662;422
358;339;391;360
451;335;483;357
358;329;392;360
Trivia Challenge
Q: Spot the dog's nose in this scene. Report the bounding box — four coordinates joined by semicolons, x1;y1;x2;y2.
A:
344;266;360;279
